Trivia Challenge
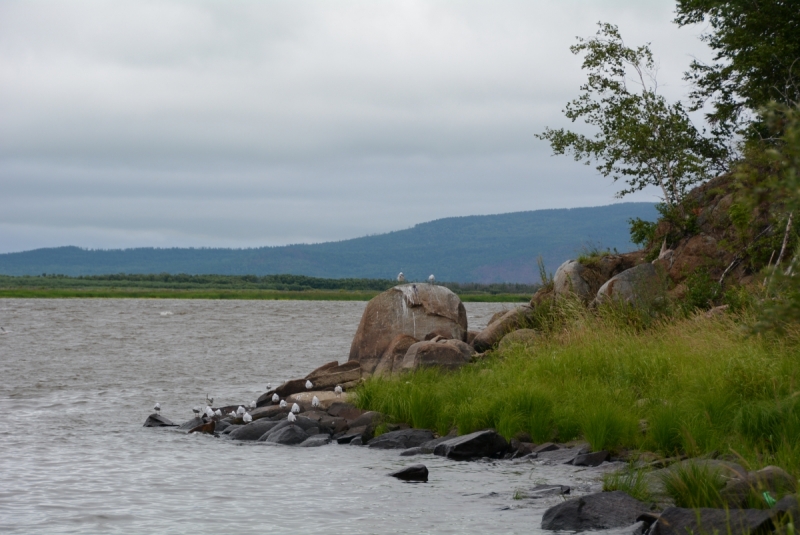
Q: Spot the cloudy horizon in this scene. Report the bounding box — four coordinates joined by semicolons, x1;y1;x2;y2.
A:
0;1;712;254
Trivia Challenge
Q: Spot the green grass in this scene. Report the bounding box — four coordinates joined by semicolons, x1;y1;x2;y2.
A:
659;463;726;509
355;298;800;478
603;465;653;503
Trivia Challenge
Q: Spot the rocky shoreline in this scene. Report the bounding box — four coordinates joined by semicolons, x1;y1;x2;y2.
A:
144;278;799;534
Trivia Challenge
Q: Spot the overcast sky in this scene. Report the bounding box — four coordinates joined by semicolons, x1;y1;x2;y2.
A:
0;0;713;253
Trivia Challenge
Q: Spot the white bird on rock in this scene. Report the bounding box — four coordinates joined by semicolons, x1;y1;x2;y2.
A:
428;274;435;284
334;385;343;396
305;380;313;390
280;400;287;408
397;272;405;283
204;406;214;419
266;383;272;391
237;406;246;416
192;406;201;418
312;396;320;408
229;411;237;419
249;400;256;410
154;403;161;414
214;409;222;418
291;403;300;414
206;394;214;406
287;412;296;423
272;393;280;403
243;412;252;424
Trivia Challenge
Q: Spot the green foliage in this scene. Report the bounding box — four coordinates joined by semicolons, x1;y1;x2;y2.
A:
628;217;657;248
603;466;653;503
537;23;723;207
684;269;720;311
660;463;726;509
675;0;800;139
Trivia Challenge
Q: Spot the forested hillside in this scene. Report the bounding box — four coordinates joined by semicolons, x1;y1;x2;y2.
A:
0;203;656;283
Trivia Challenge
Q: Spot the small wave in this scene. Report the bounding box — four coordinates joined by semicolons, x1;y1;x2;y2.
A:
160;311;173;316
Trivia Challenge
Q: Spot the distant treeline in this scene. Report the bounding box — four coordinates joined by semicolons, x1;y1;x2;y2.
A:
0;273;539;295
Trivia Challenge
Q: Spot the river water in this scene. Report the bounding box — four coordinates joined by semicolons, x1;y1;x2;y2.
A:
0;299;610;534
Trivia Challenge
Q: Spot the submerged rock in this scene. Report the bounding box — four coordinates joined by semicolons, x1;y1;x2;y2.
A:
650;507;775;535
367;429;435;450
389;464;429;482
229;419;280;441
540;491;650;532
143;414;178;427
298;434;332;447
265;425;309;445
188;420;215;435
178;417;206;430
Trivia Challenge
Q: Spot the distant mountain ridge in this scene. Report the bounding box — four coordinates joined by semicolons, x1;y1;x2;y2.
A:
0;203;658;283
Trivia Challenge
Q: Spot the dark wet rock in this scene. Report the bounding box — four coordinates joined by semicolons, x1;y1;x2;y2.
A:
349;437;364;446
650;507;775;535
389;464;429;482
229;419;280;441
347;411;381;431
533;442;560;453
400;338;475;373
257;416;320;441
368;429;435;450
178;417;206;430
305;427;320;436
214;419;231;433
508;439;534;458
573;450;610;466
249;405;289;420
265;425;309;445
537;447;586;465
188;420;215;434
400;447;425;457
594;521;647;535
348;284;468;376
541;491;650;532
336;426;369;444
433;429;509;460
298;434;332;447
528;484;570;498
221;424;241;435
143;413;178;427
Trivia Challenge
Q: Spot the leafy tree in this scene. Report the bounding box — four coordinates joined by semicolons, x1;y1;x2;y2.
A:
538;23;725;208
675;0;800;140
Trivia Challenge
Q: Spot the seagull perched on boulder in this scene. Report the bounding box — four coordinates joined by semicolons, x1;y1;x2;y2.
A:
228;410;237;419
280;400;287;408
272;393;280;403
287;412;296;423
154;403;161;415
291;403;300;414
214;409;222;418
206;394;214;406
305;380;313;390
266;383;272;391
249;400;256;410
192;406;201;418
312;396;320;408
334;385;343;396
243;412;252;424
397;272;405;283
428;274;435;284
204;406;214;419
236;406;246;417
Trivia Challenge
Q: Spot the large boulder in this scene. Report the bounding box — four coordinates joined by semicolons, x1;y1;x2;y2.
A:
367;429;436;449
472;306;535;352
265;425;309;445
721;465;798;507
286;390;351;411
143;414;178;427
400;338;475;372
349;284;468;376
432;429;508;460
594;263;663;306
541;491;650;532
229;419;280;441
497;328;537;350
554;260;593;300
389;464;429;482
554;255;641;302
372;334;419;377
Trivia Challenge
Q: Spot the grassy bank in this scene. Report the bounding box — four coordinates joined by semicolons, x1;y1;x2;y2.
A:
355;303;800;477
0;287;529;301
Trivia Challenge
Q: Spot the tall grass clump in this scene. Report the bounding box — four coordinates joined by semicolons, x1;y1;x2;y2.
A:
354;297;800;476
659;463;726;509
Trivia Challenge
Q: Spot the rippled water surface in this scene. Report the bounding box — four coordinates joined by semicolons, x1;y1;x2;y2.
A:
0;299;609;534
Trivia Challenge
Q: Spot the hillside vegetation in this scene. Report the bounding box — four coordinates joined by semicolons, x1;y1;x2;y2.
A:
0;203;657;283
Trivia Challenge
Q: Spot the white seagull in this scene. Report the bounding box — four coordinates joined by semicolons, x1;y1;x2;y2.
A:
291;403;300;414
287;412;297;423
206;394;214;406
280;400;287;408
249;400;256;410
334;385;343;396
272;393;280;403
312;396;320;408
397;272;405;283
228;411;237;419
236;406;246;416
428;274;435;284
214;409;222;418
154;403;161;414
243;412;252;424
204;406;214;419
192;406;201;418
266;383;272;391
305;380;313;390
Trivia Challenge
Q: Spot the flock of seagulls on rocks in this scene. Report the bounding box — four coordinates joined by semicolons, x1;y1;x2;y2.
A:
159;377;350;431
397;273;436;284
